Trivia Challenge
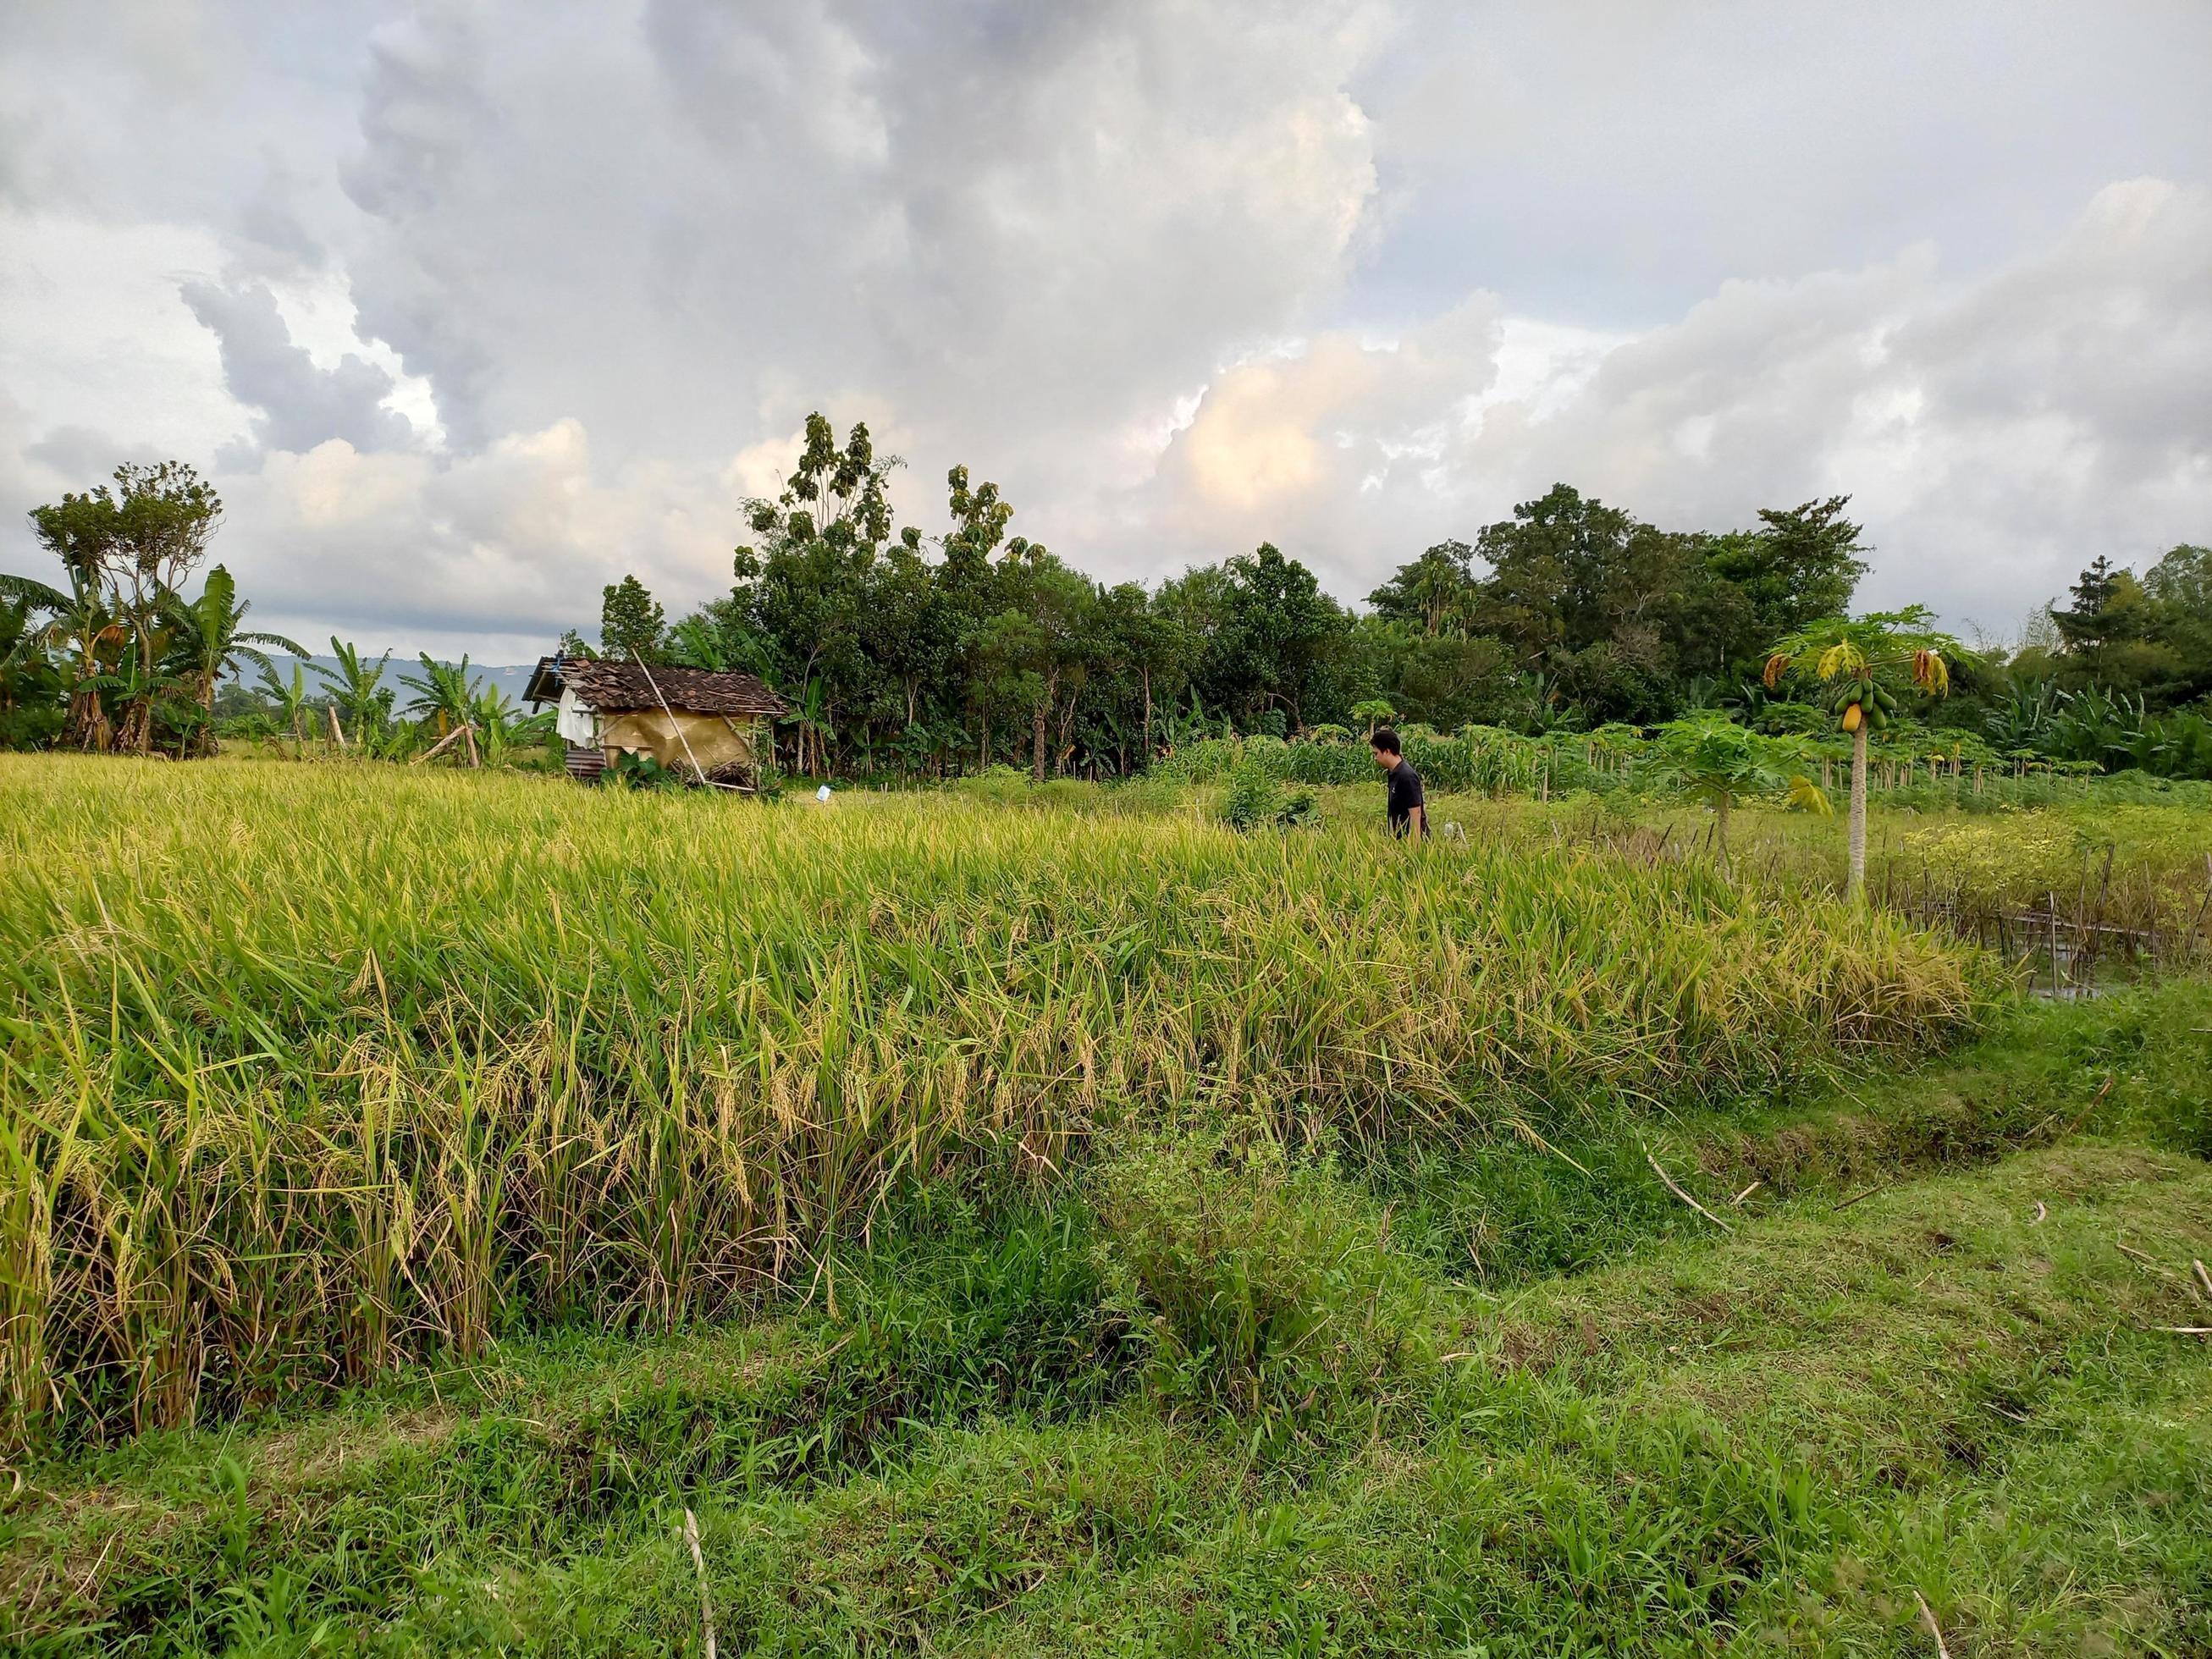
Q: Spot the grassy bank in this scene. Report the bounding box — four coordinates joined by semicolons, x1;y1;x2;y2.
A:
3;978;2207;1654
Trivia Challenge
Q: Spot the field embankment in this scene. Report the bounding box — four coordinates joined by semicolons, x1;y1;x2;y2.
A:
3;981;2207;1653
0;757;1983;1447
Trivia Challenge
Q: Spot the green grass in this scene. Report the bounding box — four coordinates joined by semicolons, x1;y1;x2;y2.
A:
2;978;2207;1654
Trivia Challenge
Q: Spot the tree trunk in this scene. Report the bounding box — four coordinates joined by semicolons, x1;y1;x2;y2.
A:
1031;705;1046;783
63;685;106;752
1847;723;1869;904
118;695;155;756
1140;669;1151;767
1716;791;1731;869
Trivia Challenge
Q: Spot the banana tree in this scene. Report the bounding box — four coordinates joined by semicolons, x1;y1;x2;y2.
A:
1764;608;1956;902
86;652;198;756
38;570;130;752
791;679;835;776
163;565;306;756
471;684;552;767
253;659;314;756
398;654;475;738
312;637;394;745
0;594;60;732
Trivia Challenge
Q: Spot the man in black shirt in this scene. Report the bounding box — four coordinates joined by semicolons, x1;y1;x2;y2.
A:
1371;727;1426;838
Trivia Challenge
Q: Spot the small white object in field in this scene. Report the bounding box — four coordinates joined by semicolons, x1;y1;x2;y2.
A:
1443;821;1465;841
815;784;833;802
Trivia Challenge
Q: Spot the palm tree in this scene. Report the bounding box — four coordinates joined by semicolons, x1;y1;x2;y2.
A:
1765;608;1955;901
314;638;394;744
163;565;306;756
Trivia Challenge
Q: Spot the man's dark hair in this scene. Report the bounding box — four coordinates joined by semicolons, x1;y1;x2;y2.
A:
1370;727;1402;757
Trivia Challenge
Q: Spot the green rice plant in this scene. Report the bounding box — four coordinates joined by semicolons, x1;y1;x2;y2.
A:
0;755;1984;1447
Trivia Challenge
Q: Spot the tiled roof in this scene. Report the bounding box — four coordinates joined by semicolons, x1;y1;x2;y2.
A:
530;656;790;718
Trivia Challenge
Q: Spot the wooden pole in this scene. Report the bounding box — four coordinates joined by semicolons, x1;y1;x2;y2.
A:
411;724;473;765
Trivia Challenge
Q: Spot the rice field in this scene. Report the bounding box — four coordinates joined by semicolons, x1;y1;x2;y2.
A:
0;756;1983;1448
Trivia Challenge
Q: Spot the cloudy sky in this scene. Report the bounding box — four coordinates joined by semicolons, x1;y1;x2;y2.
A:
3;2;2208;660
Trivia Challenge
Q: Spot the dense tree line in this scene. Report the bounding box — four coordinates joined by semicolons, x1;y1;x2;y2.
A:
566;415;2210;780
6;420;2209;780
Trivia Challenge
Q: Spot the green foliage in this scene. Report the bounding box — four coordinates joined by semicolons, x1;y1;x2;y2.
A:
312;636;395;742
1649;714;1820;849
609;748;682;791
4;978;2209;1653
1089;1127;1422;1412
599;572;666;664
397;652;474;735
1219;758;1318;830
8;442;2211;791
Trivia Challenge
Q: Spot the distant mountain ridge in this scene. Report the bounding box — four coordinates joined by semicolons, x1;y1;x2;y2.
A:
233;657;545;702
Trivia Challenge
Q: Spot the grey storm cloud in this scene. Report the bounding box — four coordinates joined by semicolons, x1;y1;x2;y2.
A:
0;0;2208;658
180;278;418;461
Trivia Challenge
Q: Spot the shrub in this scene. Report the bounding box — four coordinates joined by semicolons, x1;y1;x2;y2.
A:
609;750;681;791
1221;760;1318;830
1089;1127;1423;1413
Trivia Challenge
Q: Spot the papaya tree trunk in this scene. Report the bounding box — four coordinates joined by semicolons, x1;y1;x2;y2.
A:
1847;723;1869;903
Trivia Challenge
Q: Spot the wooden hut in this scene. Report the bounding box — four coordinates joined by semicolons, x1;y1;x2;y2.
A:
524;656;789;785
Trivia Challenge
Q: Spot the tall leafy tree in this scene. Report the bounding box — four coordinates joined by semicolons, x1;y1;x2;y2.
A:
1367;540;1479;637
1706;496;1869;658
1469;483;1716;720
30;461;224;752
1201;543;1348;731
2049;550;2196;699
729;417;907;763
2142;543;2212;703
599;575;667;664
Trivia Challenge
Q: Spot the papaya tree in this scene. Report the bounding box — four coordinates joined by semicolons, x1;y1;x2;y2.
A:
1349;697;1398;738
1763;607;1956;901
1652;715;1827;867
